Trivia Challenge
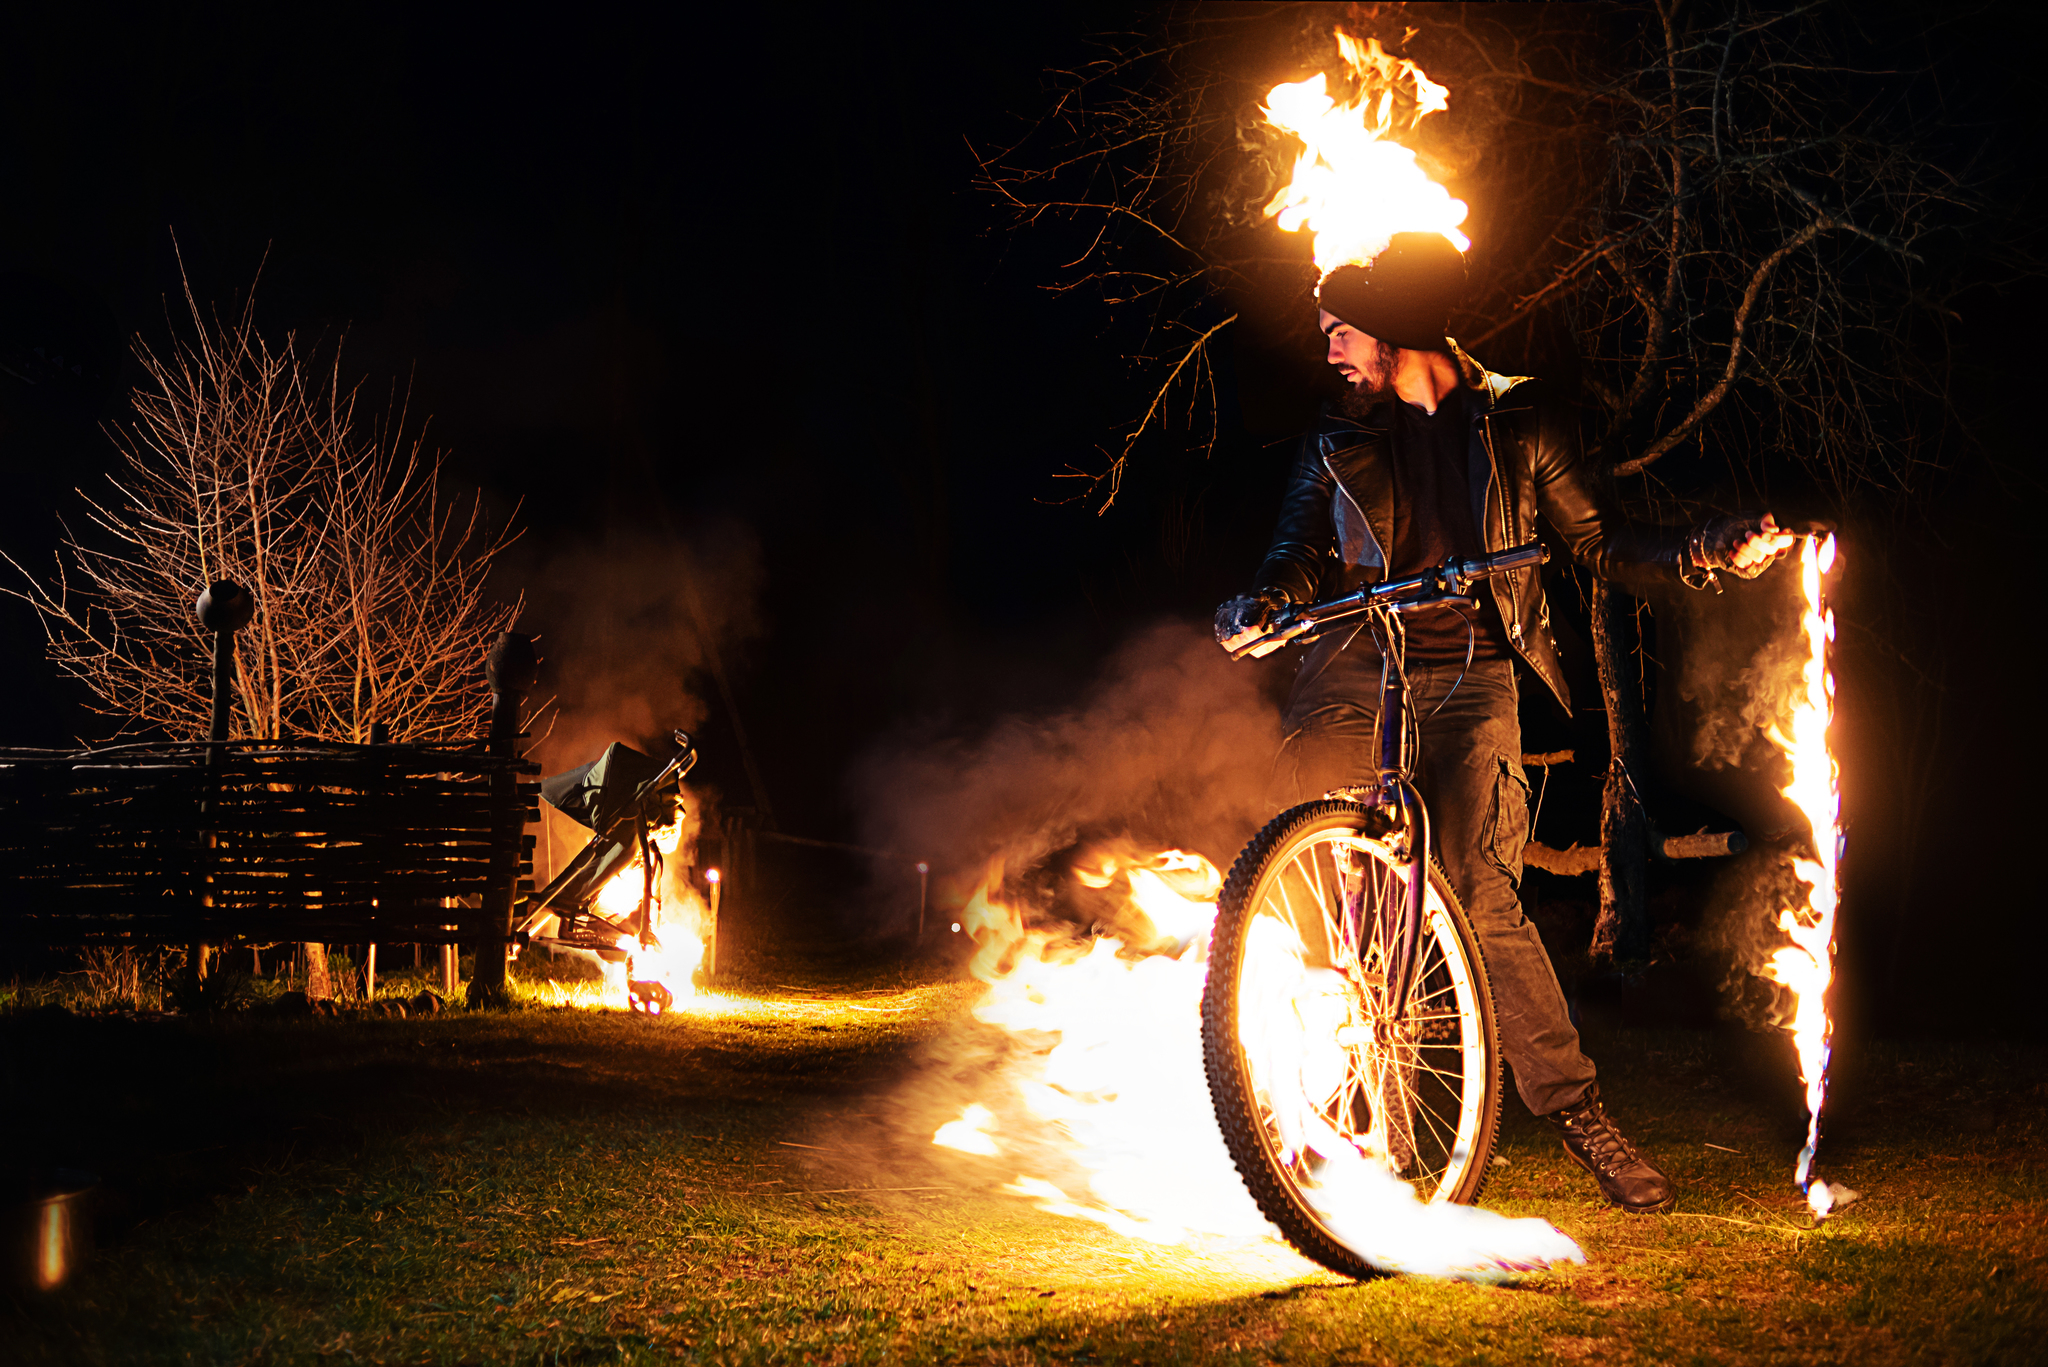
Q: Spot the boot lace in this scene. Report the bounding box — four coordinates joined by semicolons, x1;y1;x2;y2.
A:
1562;1102;1641;1175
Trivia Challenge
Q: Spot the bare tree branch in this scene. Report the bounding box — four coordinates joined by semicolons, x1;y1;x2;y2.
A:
4;267;522;744
1612;215;1832;476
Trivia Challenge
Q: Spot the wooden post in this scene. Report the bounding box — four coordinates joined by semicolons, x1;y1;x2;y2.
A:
306;944;333;1000
367;721;404;991
467;632;536;1008
916;861;929;938
1589;581;1652;964
192;581;254;999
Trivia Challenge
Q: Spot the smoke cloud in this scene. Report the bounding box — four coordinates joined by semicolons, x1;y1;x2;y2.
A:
1700;843;1810;1032
1663;573;1804;772
1646;566;1816;857
858;620;1279;1227
1655;565;1828;1033
521;524;760;781
517;524;759;949
851;620;1286;926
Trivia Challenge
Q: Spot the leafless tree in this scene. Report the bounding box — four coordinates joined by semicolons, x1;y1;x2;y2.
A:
5;270;525;1000
974;1;1992;961
6;270;522;746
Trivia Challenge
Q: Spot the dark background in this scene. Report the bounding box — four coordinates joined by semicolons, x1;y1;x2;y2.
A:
2;5;2043;1036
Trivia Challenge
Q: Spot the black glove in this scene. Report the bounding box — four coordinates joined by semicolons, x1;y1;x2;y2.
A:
1215;588;1291;650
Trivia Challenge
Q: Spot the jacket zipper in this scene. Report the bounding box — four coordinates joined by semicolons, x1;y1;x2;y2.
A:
1477;413;1520;637
1322;448;1384;576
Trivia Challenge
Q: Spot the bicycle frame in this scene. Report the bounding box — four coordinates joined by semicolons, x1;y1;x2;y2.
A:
1232;542;1550;1023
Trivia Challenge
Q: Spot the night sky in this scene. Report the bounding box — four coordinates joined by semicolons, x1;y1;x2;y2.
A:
0;3;1281;806
3;5;2045;1034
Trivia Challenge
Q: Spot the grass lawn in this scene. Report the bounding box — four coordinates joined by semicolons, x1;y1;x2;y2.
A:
2;951;2044;1366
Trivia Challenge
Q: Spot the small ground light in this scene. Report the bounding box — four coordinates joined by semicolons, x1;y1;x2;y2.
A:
951;923;961;933
702;869;723;982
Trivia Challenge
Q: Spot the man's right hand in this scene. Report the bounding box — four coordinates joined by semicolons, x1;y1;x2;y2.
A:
1215;589;1291;655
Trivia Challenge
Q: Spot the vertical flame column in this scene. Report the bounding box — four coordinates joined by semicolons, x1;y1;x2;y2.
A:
1770;534;1842;1216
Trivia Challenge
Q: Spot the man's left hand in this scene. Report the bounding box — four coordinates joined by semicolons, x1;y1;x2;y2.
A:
1729;513;1798;575
1697;511;1798;580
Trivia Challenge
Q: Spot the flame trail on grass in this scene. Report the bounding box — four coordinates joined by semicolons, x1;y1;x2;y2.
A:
931;847;1583;1281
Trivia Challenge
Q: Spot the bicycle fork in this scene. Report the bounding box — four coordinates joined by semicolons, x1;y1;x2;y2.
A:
1373;783;1428;1024
1335;722;1432;1029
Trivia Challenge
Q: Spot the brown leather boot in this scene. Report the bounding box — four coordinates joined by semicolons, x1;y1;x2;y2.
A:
1543;1085;1676;1213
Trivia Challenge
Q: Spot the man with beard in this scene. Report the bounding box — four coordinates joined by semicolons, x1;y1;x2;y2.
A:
1216;232;1791;1214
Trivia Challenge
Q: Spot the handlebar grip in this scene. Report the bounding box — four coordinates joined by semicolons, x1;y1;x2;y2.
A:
1228;614;1316;660
1484;542;1548;573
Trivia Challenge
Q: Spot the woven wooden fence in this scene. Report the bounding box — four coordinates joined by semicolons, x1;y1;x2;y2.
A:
0;740;538;945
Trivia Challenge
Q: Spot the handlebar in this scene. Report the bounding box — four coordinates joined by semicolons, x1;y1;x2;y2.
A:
1229;542;1550;661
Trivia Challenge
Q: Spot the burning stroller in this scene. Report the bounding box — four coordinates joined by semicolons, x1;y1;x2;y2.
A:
519;730;708;1012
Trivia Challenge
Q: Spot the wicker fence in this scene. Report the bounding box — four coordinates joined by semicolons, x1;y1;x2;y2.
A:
0;740;538;946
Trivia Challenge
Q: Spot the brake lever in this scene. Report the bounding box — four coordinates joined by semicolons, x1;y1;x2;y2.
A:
1228;612;1314;661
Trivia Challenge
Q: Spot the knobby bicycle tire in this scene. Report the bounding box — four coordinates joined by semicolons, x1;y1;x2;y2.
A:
1201;798;1504;1280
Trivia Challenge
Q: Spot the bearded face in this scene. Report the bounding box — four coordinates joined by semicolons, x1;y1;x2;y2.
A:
1338;336;1400;416
1317;308;1401;415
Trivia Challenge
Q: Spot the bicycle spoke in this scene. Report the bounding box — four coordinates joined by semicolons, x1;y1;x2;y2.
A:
1310;843;1337;929
1401;1056;1471;1088
1282;857;1332;966
1410;1088;1464;1156
1269;875;1309;960
1403;1074;1459;1146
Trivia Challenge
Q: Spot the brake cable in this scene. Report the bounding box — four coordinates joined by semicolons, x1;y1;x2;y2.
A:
1420;611;1478;726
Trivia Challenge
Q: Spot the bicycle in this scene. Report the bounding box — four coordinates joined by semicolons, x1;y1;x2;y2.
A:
1200;541;1547;1278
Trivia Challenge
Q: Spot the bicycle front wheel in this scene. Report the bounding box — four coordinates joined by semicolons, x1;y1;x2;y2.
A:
1201;799;1502;1279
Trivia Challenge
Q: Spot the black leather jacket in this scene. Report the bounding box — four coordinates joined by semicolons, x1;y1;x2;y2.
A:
1253;345;1691;713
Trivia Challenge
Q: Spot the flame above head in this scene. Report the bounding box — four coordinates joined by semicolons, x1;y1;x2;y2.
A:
1758;535;1843;1217
1261;32;1469;278
932;845;1581;1279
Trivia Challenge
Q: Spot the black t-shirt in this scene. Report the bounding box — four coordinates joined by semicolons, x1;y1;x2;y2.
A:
1388;389;1512;663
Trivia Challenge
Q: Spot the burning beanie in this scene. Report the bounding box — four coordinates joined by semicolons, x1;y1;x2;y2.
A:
1316;231;1466;352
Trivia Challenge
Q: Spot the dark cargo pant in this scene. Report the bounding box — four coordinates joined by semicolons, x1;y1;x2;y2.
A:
1272;641;1596;1116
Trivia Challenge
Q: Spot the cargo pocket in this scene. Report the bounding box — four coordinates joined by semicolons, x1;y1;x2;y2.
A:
1481;753;1531;887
